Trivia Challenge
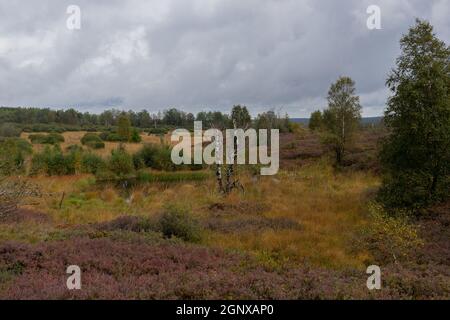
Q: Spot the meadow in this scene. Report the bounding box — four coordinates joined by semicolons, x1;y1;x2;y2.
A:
20;131;170;157
1;128;448;299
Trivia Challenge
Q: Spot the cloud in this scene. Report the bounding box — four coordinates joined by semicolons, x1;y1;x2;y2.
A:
0;0;448;116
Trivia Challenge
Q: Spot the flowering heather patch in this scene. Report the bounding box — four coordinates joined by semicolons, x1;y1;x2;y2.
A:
0;234;448;299
0;238;360;299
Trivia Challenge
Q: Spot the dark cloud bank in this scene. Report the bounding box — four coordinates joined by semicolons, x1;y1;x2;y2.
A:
0;0;448;117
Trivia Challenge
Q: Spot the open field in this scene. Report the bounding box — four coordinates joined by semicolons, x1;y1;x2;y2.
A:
20;131;171;157
1;128;449;299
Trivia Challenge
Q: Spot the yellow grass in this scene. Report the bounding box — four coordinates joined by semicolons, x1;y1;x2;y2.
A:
20;131;171;157
23;159;379;270
12;130;380;269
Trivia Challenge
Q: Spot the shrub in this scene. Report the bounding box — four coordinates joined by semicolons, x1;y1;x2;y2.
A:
153;145;177;171
158;206;201;242
0;123;21;138
28;134;46;144
86;141;105;149
358;203;424;264
66;144;84;153
130;129;142;143
99;131;128;142
81;153;106;174
81;133;99;145
148;127;171;135
0;138;32;175
133;144;177;171
80;133;105;149
30;145;75;176
29;133;64;145
133;144;159;169
377;170;449;211
107;147;134;178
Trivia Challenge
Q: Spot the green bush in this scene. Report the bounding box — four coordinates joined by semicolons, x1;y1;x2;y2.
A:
99;132;127;142
107;147;135;178
377;171;444;210
0;138;32;175
98;128;141;143
158;206;201;242
133;144;176;171
29;133;65;145
81;133;100;144
86;141;105;149
148;127;171;135
30;145;75;176
133;144;159;169
130;129;142;143
66;144;84;153
81;153;106;174
80;133;105;149
358;203;423;264
0;123;22;137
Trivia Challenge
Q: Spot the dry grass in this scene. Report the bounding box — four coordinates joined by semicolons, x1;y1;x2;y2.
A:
16;159;379;270
203;161;378;269
10;130;381;270
20;131;171;157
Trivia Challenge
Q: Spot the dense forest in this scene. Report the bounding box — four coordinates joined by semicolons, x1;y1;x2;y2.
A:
0;106;293;133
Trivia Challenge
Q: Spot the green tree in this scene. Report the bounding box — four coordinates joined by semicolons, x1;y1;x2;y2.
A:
108;146;135;178
309;110;323;131
231;105;251;128
117;113;132;142
379;19;450;209
322;77;361;165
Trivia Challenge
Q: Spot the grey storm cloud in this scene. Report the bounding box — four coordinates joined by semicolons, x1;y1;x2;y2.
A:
0;0;448;117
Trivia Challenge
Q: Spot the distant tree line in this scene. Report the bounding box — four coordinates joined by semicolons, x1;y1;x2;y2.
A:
0;105;295;133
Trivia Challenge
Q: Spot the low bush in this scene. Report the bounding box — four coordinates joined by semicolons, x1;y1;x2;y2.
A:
30;145;74;176
0;123;21;138
0;138;32;175
148;127;171;135
157;206;202;242
377;170;449;210
80;133;105;149
66;144;84;153
130;129;142;143
29;133;65;145
86;141;105;149
106;147;135;178
133;144;176;171
357;203;423;264
99;132;127;142
81;153;106;174
98;128;141;143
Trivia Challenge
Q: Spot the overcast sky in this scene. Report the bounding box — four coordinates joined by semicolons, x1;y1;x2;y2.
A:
0;0;448;117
